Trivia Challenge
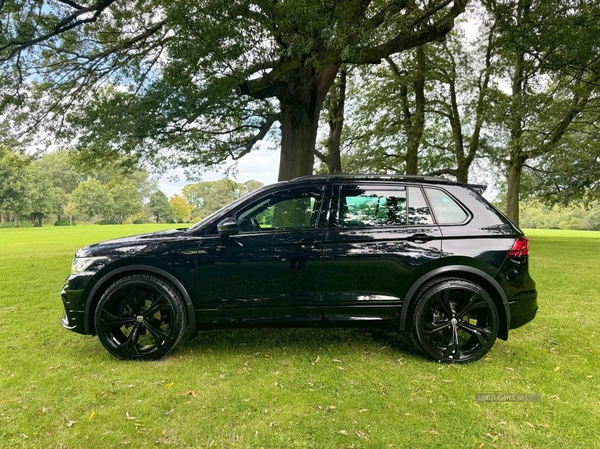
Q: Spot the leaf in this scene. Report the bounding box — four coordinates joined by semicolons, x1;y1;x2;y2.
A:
164;382;175;390
65;419;77;427
126;412;137;420
179;390;196;398
356;430;369;440
312;356;320;365
339;430;348;436
554;366;560;372
89;411;96;421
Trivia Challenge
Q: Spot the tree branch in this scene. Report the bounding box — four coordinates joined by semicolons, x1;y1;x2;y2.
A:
233;113;279;159
239;0;466;99
0;0;118;62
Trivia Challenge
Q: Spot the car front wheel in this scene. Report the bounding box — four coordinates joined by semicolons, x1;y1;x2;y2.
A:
94;274;187;360
411;278;499;363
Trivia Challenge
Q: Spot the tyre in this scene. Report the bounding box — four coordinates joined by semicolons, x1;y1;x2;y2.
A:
411;278;499;363
94;274;187;360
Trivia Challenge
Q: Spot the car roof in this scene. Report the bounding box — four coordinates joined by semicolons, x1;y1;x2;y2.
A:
284;174;487;194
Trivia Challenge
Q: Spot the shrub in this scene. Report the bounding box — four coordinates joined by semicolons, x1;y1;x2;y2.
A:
100;218;121;225
54;219;75;226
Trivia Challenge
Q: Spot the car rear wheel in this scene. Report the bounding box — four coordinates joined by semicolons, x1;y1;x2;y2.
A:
411;278;499;363
94;274;186;360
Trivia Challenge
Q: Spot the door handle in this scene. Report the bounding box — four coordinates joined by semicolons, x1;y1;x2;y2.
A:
294;238;320;247
406;233;434;243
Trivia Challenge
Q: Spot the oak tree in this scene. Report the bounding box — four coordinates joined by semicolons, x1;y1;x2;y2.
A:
1;0;468;180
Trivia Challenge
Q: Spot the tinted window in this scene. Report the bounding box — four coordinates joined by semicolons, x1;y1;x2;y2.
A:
408;187;434;225
339;188;407;227
426;188;468;224
237;190;322;232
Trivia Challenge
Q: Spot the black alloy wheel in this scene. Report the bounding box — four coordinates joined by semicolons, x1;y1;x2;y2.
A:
94;275;186;360
411;278;499;363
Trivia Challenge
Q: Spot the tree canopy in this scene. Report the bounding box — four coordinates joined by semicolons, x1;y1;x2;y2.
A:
1;0;468;181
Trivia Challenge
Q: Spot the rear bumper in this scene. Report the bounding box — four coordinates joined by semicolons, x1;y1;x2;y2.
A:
508;290;538;329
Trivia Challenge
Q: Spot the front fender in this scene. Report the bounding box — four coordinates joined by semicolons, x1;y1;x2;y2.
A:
83;264;196;336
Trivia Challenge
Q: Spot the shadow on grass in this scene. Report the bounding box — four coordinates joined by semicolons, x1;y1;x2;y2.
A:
179;327;423;359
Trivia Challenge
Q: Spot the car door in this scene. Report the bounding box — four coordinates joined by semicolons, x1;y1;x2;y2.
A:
195;185;330;325
320;183;443;326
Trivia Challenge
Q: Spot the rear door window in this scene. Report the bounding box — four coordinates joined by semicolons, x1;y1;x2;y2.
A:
337;185;434;228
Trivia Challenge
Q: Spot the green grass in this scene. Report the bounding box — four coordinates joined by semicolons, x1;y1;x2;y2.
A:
1;225;599;448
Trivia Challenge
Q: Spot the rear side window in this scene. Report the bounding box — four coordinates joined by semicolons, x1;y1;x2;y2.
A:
425;188;468;224
338;186;434;228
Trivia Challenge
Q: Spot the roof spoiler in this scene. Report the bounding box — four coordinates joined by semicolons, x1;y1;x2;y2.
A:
468;183;487;194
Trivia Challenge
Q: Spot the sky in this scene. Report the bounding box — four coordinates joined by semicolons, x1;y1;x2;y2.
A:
158;145;281;197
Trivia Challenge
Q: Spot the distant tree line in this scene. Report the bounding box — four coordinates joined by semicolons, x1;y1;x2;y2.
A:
519;200;600;231
0;148;262;227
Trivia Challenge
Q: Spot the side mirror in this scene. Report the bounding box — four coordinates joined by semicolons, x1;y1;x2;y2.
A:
217;217;239;237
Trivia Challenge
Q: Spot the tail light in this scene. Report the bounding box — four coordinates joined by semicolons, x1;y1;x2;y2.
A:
508;237;529;258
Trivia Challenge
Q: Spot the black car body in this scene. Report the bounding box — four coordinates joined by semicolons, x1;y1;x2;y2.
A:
61;175;537;363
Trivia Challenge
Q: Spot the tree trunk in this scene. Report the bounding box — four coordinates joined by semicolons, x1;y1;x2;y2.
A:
448;79;467;182
14;212;19;227
504;0;528;225
506;158;524;226
277;66;340;181
324;66;346;174
407;46;426;175
455;165;469;184
388;46;426;176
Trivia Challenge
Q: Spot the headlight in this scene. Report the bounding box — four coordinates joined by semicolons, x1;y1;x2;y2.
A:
71;256;108;274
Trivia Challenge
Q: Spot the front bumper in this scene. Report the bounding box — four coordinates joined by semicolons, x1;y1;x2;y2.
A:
60;275;92;335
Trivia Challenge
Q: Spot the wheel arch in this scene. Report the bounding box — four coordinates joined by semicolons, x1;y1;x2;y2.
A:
83;265;196;336
400;265;510;340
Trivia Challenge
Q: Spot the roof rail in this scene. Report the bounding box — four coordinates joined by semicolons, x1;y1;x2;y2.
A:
289;174;488;194
291;174;451;182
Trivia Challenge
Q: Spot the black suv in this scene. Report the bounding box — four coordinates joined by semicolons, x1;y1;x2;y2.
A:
61;175;537;363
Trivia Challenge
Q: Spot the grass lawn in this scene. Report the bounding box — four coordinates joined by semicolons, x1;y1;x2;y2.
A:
1;225;599;448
